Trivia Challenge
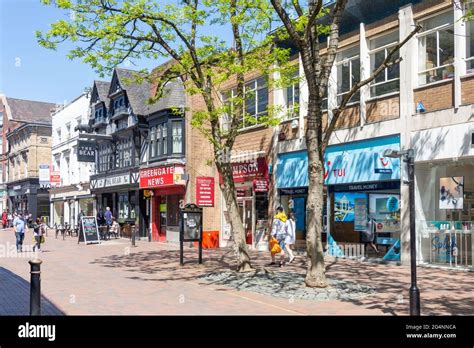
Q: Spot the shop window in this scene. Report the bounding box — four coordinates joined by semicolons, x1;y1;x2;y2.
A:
369;31;400;97
418;11;454;85
336;45;360;104
118;193;130;221
167;195;181;226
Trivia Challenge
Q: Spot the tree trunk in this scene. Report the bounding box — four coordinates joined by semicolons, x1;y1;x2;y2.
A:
217;159;254;272
304;93;328;288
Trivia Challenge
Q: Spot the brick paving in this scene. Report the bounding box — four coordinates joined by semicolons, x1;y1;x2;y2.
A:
0;227;472;315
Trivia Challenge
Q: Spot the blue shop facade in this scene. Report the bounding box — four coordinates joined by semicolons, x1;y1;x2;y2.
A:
275;134;402;260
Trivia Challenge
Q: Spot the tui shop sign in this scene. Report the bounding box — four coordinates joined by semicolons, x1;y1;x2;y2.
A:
276;135;401;188
77;140;96;162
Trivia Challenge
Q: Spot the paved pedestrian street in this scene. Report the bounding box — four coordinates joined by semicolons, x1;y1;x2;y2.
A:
0;228;472;316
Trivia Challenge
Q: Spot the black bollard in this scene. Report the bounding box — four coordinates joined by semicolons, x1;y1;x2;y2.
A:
29;259;42;316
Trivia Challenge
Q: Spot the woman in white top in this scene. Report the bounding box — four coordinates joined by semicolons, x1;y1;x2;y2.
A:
284;211;296;263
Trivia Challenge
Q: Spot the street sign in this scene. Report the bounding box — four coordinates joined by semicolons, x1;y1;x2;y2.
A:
78;216;100;245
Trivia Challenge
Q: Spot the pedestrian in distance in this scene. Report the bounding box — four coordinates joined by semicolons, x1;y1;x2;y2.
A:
105;207;113;226
97;209;105;226
13;212;27;252
7;211;12;228
2;210;7;229
284;211;296;264
32;218;44;253
269;206;288;267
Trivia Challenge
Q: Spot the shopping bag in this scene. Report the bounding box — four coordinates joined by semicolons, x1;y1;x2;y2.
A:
40;235;45;244
269;237;282;254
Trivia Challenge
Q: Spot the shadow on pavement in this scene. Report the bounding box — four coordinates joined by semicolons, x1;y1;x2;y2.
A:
0;267;64;315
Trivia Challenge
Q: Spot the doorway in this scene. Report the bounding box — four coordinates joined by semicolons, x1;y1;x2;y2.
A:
238;197;253;245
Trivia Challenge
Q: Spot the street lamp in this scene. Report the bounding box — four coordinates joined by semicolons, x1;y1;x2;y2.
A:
383;148;420;316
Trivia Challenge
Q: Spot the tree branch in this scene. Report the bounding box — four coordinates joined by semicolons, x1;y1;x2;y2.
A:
270;0;303;49
305;0;323;40
319;0;348;92
322;24;422;151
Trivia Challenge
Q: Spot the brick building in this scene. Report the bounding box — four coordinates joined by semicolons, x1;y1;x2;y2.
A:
0;97;55;220
272;0;474;269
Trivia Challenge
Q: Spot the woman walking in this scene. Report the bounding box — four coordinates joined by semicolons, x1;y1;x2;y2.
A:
284;211;296;263
32;218;44;253
269;206;288;267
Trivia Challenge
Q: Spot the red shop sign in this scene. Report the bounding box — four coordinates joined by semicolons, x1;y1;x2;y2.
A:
230;157;268;183
236;188;249;197
253;179;269;192
139;165;185;189
196;176;215;207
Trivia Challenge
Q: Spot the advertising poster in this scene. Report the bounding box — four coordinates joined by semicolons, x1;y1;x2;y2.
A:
334;193;367;222
439;176;464;210
354;197;368;231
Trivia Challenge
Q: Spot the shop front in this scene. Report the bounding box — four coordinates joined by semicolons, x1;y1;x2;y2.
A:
49;185;95;228
220;157;269;251
139;164;186;243
415;159;474;270
276;135;402;260
90;170;143;237
7;179;50;221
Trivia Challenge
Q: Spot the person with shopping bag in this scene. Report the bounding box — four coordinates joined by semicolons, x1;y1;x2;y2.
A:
268;206;288;267
32;218;45;253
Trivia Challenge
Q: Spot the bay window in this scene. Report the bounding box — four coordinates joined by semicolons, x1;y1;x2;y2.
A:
149;118;184;160
116;136;133;168
98;143;114;172
418;11;454;85
336;45;360;104
369;31;400;97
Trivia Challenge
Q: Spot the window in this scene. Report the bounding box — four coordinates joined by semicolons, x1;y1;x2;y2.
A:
116;137;133;168
466;4;474;73
118;193;130;221
98;143;114;172
223;76;268;129
56;128;61;142
336;45;360;104
418;11;454;85
150;126;157;158
172;121;183;154
65;123;71;140
369;31;400;97
94;107;105;122
149;119;184;159
285;70;300;119
113;95;126;115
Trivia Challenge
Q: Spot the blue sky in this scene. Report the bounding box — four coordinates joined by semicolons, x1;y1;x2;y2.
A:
0;0;233;105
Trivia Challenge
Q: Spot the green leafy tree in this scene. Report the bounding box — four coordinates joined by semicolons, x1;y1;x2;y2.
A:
38;0;294;271
269;0;421;287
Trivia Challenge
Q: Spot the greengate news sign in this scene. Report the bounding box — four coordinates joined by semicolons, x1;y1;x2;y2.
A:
139;165;185;188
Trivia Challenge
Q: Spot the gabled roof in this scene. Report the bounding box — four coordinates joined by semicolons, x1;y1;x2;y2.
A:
110;67;185;116
91;80;111;106
5;97;54;124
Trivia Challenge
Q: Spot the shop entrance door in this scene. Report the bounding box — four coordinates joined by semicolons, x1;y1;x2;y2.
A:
238;198;253;245
159;198;167;242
